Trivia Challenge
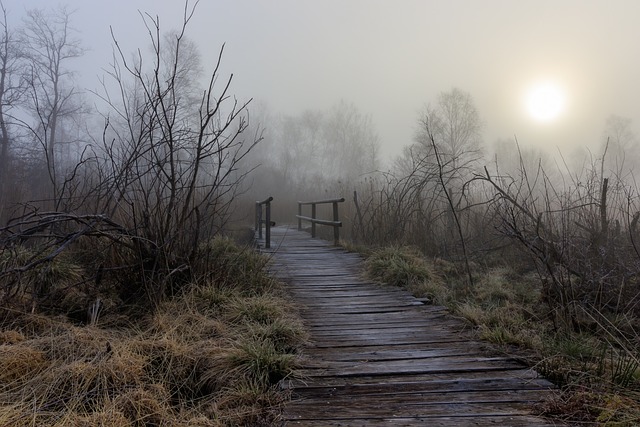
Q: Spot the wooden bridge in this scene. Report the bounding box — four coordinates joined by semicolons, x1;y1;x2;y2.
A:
258;225;559;426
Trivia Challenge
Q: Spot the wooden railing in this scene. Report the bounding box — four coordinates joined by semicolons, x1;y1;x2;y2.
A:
255;196;274;248
297;197;345;245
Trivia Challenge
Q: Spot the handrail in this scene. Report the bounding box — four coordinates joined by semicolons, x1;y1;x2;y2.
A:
298;197;345;205
255;196;274;248
296;197;345;245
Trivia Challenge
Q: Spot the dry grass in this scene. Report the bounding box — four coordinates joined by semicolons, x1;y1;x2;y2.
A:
0;344;48;384
0;237;307;426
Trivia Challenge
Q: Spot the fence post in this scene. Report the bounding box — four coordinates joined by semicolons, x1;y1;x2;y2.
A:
333;201;340;245
298;203;302;230
255;196;273;248
257;204;263;239
265;199;271;249
311;203;317;238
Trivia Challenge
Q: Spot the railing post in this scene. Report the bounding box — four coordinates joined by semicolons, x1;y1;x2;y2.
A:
333;201;340;245
298;202;302;230
255;196;274;248
311;203;317;238
255;202;258;233
265;199;271;249
257;204;263;239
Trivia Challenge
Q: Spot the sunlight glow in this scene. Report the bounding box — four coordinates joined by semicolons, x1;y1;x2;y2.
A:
524;81;567;123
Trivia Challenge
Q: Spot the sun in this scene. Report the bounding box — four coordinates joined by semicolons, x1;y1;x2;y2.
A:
524;81;567;123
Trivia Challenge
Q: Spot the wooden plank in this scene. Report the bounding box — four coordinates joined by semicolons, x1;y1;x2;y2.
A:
297;358;529;378
259;226;557;426
282;368;545;388
284;415;554;426
303;347;499;363
283;401;544;420
285;388;552;410
287;377;553;397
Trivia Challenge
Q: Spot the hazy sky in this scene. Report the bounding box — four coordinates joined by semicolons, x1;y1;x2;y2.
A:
7;0;640;160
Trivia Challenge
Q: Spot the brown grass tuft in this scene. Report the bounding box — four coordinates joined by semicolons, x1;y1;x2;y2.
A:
38;346;146;412
0;344;48;384
150;303;227;342
3;311;69;337
134;337;200;399
112;386;171;425
0;329;25;344
68;408;132;427
225;295;286;325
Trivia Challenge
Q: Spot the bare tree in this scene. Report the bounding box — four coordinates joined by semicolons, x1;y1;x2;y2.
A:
322;100;380;182
275;109;325;183
601;114;639;178
21;5;85;208
413;88;483;226
416;88;483;176
0;1;25;218
350;89;485;258
400;88;484;256
90;3;260;303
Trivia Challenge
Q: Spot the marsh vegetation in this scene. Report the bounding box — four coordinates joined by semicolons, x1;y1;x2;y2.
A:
1;2;639;425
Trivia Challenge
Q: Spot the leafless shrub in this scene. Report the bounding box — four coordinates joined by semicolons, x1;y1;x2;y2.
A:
0;2;261;308
478;145;640;331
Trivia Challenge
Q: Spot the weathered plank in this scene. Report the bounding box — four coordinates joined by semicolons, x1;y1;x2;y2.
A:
285;415;553;427
258;226;559;426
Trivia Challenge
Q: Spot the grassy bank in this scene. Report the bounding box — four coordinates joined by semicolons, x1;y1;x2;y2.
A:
0;237;306;426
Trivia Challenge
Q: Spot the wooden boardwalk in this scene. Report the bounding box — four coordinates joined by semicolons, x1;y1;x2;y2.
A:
259;226;558;426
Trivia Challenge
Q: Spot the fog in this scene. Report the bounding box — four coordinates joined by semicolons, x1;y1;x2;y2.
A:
7;0;640;161
3;4;640;424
